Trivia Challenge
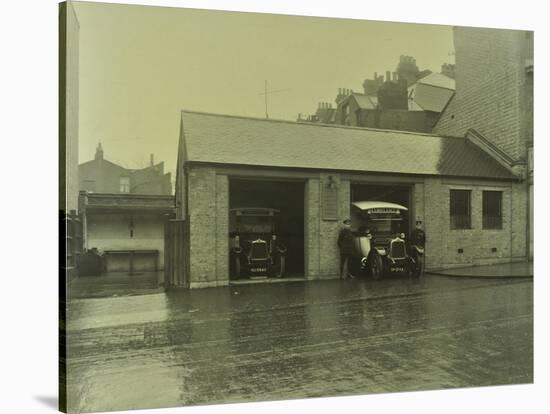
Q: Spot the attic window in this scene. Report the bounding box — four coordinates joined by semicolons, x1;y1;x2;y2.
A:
120;176;130;193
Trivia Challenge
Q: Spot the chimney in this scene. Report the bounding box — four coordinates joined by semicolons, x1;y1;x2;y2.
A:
386;71;391;82
374;72;378;80
95;143;104;161
392;72;397;81
150;153;154;167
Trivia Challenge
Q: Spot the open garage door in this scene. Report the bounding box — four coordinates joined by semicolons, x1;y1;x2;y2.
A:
229;179;305;280
351;184;412;236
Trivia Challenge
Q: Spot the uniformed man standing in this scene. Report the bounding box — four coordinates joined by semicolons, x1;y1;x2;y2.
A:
337;218;355;279
411;220;426;247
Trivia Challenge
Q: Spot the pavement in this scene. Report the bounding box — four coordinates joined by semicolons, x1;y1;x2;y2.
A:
69;271;164;299
65;274;533;413
427;261;533;278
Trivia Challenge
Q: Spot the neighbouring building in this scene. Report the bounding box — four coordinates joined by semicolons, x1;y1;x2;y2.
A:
171;110;526;289
433;26;533;258
79;192;174;275
332;70;454;132
78;145;175;274
304;57;455;133
79;143;172;195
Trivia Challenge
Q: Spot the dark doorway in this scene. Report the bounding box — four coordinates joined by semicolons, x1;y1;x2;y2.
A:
229;179;305;277
351;184;412;236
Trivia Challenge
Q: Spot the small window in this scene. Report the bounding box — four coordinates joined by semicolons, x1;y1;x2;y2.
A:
483;191;503;229
450;190;471;229
120;176;130;193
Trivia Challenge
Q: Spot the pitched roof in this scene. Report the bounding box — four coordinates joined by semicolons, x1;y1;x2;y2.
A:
408;73;455;113
351;93;378;110
416;72;456;90
409;83;455;113
180;111;517;181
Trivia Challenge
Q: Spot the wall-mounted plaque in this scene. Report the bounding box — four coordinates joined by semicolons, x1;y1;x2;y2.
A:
322;185;338;220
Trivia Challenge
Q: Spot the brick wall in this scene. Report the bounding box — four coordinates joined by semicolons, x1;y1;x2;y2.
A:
186;166;229;288
188;166;217;287
215;174;229;284
304;178;320;278
184;165;525;288
434;27;532;161
423;178;526;269
305;174;350;279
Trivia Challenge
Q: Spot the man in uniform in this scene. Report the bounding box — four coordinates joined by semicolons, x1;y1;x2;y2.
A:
337;218;355;279
411;220;426;247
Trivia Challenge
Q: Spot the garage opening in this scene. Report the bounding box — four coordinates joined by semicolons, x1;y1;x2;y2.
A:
229;178;305;280
351;183;412;236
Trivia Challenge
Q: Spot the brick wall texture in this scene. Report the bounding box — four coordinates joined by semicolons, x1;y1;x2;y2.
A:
183;167;527;287
434;27;533;161
421;178;527;269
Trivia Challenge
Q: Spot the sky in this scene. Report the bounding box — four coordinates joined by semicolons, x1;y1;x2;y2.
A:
73;1;455;174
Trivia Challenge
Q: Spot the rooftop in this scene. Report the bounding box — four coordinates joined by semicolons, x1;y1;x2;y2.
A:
180;111;517;181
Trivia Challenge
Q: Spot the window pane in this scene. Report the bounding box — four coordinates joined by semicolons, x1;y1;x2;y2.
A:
483;191;502;229
120;176;130;193
450;190;471;229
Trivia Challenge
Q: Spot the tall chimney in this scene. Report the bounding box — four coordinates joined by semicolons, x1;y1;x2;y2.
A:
386;71;391;82
95;143;104;161
374;72;378;80
150;153;154;167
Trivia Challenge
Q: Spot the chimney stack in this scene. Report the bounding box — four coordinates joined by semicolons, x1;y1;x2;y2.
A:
95;143;104;161
150;153;154;167
392;72;397;81
386;71;391;82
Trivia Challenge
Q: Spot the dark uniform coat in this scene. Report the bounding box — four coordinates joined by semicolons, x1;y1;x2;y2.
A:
337;227;355;255
411;228;426;246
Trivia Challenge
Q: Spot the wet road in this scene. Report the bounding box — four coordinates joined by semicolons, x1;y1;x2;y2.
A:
66;275;533;413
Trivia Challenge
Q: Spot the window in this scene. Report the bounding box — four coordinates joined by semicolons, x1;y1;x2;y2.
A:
450;190;471;229
120;176;130;193
483;191;503;229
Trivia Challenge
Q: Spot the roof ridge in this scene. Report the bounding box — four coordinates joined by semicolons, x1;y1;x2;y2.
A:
181;109;453;138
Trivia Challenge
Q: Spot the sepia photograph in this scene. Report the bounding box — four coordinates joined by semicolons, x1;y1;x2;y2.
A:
56;0;536;413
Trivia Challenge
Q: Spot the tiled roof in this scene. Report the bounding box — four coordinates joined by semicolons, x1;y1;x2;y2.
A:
181;111;517;181
409;83;455;113
407;98;425;112
351;93;378;110
416;72;456;90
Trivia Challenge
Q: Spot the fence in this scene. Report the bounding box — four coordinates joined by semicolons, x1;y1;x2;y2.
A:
164;219;189;288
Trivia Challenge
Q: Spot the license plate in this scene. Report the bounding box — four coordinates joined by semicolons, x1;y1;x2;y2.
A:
391;267;404;272
251;268;267;272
